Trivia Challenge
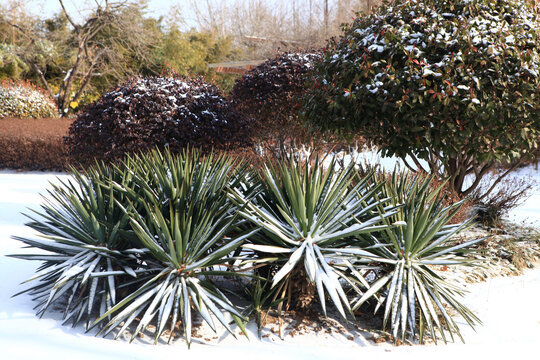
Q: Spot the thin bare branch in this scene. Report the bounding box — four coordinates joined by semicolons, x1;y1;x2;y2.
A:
28;61;53;95
473;160;523;201
58;0;79;31
461;161;494;197
2;19;25;37
72;60;98;105
407;150;429;173
402;156;420;173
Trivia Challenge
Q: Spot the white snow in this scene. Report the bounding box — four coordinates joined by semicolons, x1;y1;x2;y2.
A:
505;165;540;227
0;166;539;359
422;68;442;77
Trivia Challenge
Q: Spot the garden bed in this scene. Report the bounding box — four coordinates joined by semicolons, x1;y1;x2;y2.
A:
1;160;539;359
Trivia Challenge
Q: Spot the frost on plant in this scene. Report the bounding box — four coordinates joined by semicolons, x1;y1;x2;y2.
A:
0;80;58;118
304;0;540;196
66;76;252;164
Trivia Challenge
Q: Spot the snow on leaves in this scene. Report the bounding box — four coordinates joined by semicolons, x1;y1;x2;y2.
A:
332;0;540;104
0;80;57;118
66;76;252;163
303;0;540;187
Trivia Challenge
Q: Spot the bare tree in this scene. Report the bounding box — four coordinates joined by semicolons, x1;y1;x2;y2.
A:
172;0;382;59
1;0;160;116
52;1;118;114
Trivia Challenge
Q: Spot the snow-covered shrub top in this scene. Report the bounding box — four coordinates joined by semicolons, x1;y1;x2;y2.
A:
342;0;539;99
231;52;321;114
0;80;57;118
304;0;540;163
66;76;251;163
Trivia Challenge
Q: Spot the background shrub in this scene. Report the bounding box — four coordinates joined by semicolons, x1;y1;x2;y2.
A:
0;44;28;79
231;52;324;158
303;0;540;197
66;75;252;164
0;80;58;118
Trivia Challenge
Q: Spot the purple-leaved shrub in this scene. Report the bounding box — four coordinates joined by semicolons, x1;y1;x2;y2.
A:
66;75;252;163
231;52;322;157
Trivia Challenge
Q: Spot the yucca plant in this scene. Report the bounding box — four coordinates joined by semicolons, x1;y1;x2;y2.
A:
91;149;258;345
352;171;483;343
242;276;290;338
10;160;146;329
229;157;394;320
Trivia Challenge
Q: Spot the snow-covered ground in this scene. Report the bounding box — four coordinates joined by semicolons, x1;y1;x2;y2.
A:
0;168;539;359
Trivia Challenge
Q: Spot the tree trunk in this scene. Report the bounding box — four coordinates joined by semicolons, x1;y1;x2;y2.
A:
57;43;86;116
290;268;317;312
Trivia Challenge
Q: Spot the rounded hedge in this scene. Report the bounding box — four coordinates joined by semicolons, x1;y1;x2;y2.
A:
231;52;321;154
66;76;252;163
304;0;540;194
0;80;58;118
231;52;321;113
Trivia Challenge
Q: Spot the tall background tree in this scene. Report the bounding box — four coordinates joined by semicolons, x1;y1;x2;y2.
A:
1;0;383;115
0;0;242;115
171;0;382;59
1;0;164;115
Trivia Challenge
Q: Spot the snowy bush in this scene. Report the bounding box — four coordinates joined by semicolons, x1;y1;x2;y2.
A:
13;149;251;346
0;80;58;118
231;52;322;157
66;76;252;163
304;0;540;196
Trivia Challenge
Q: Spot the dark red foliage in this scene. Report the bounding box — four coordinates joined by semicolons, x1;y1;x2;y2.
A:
230;52;322;156
66;76;252;164
231;52;321;116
